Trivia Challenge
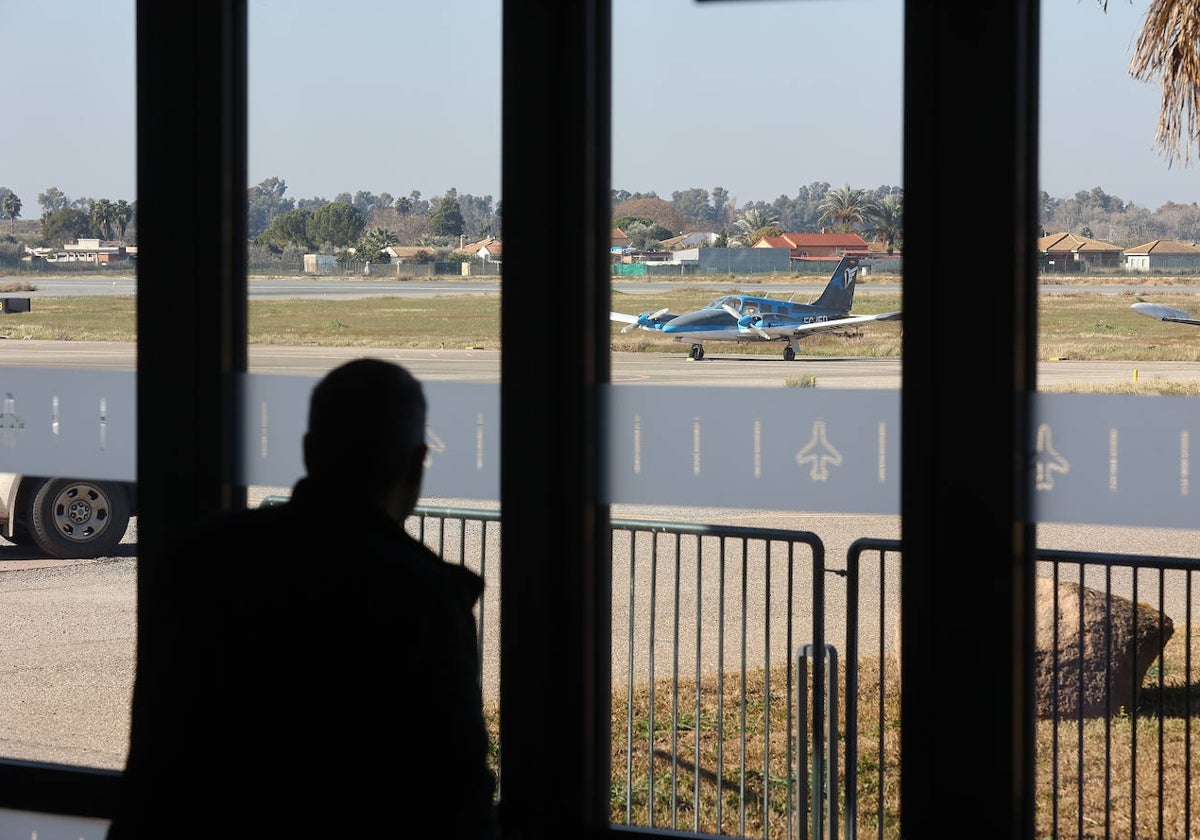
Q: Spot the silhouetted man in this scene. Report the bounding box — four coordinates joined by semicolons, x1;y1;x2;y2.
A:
111;358;497;838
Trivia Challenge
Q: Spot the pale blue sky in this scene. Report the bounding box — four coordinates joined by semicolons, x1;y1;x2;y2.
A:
2;0;1197;213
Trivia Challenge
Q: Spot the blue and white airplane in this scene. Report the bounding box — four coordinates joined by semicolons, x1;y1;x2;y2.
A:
611;255;902;361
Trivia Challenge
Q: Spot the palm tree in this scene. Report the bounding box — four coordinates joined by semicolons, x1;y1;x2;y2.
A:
356;226;399;262
733;207;781;245
1;192;21;233
817;183;867;232
113;200;134;239
1101;0;1200;167
90;199;115;240
861;194;904;255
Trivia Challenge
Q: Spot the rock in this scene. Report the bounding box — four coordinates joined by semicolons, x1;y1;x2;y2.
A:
1034;577;1174;719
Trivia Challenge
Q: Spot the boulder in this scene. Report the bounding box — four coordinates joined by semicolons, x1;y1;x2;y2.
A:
1034;577;1174;719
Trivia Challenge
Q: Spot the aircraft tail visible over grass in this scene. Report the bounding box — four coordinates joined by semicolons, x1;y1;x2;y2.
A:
610;255;901;361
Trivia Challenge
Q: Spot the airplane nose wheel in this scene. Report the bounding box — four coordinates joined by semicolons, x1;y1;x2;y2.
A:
690;344;705;361
783;346;796;362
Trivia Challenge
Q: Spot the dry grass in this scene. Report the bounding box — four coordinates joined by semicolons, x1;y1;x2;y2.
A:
481;622;1200;838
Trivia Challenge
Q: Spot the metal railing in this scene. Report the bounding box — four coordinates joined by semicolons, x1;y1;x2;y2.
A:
407;505;1199;840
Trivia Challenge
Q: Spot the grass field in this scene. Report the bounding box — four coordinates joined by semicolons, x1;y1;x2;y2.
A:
5;283;1200;361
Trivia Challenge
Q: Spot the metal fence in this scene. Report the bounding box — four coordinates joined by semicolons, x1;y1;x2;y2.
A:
407;505;1198;840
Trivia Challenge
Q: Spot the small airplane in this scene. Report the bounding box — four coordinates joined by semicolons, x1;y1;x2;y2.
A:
1130;301;1200;326
610;255;902;361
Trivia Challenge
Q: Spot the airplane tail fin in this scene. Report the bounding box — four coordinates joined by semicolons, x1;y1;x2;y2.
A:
810;256;860;312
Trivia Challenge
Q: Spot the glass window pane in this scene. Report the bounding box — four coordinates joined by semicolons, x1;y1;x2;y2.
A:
0;0;138;795
607;0;903;833
245;0;503;780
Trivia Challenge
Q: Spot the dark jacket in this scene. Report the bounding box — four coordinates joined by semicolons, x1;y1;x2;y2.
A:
109;478;497;838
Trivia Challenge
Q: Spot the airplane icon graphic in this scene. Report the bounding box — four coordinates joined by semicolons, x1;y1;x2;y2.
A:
1034;423;1069;491
424;424;446;468
796;418;842;481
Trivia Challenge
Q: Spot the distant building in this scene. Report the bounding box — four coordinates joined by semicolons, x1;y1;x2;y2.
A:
1037;232;1124;272
458;236;503;264
30;238;133;264
754;232;869;258
670;246;792;273
382;245;435;264
659;231;718;250
303;254;338;274
1123;239;1200;272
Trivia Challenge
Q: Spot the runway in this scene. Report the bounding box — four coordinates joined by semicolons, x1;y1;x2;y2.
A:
4;339;1200;391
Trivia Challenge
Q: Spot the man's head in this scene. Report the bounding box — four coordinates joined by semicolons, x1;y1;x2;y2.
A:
303;358;428;521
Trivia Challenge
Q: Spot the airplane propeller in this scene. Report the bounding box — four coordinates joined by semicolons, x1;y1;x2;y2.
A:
721;303;771;339
622;307;671;333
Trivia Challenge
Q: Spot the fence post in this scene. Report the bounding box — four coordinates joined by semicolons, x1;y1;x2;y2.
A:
799;643;840;840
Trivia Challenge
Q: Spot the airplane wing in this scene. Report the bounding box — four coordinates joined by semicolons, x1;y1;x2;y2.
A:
739;310;903;339
1131;301;1200;326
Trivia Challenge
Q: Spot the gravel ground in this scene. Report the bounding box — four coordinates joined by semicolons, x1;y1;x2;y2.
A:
3;503;1198;776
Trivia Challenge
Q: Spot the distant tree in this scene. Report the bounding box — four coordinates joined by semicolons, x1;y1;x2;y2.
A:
258;208;315;250
355;226;399;262
351;191;393;217
333;192;353;205
611;189;634;207
456;192;497;239
612;196;689;233
38;187;69;214
861;193;904;254
747;224;782;245
818;183;868;232
308;201;365;248
365;207;430;245
393;191;428;216
247;177;296;240
612;215;654;232
39;208;91;247
713;230;730;248
623;220;674;250
90;199;115;240
295;196;327;211
733;208;781;243
113;200;135;239
428;194;465;237
710;186;732;228
1;191;21;233
671;188;713;227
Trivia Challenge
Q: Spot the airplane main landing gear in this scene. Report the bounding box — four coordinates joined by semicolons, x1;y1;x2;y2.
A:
690;343;705;361
783;346;796;362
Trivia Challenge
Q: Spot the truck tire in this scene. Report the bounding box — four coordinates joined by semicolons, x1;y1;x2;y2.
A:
28;478;131;559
